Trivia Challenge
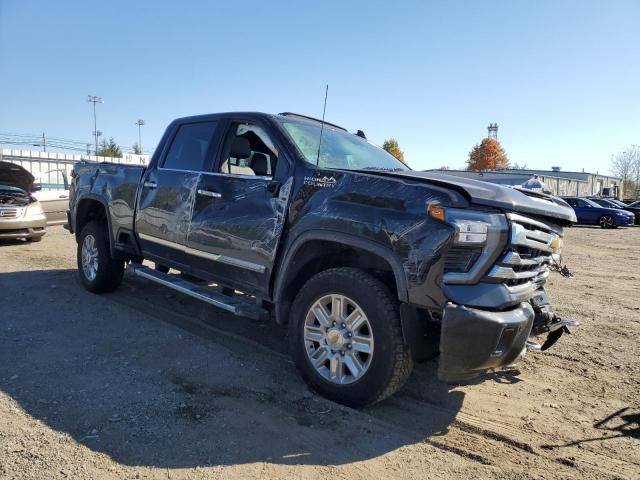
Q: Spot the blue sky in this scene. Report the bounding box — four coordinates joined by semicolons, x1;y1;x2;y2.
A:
0;0;638;174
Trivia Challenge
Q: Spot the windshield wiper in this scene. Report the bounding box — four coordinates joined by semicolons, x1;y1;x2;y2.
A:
360;167;404;172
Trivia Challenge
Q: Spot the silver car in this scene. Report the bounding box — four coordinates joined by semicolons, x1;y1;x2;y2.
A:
0;161;47;242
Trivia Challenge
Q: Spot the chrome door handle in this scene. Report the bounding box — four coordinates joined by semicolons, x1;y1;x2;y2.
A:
143;181;157;189
197;189;222;199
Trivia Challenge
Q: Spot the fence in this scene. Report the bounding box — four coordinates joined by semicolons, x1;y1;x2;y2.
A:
0;149;149;190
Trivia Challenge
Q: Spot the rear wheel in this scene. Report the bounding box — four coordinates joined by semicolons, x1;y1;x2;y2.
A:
77;221;124;293
289;267;412;407
599;215;616;229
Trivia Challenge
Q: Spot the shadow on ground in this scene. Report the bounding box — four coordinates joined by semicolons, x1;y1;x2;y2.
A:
541;406;640;449
0;268;465;468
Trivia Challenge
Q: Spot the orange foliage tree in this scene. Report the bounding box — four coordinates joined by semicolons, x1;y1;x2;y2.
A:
466;138;509;170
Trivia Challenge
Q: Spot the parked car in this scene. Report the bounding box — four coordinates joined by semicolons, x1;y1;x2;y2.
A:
589;198;640;225
561;196;634;228
0;161;47;242
32;169;70;226
67;111;578;407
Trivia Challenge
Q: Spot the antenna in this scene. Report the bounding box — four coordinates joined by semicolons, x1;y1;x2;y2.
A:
316;84;329;166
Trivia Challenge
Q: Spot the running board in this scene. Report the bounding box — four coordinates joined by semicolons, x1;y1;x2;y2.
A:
127;264;269;321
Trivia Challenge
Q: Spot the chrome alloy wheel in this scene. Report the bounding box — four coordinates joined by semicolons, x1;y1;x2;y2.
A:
81;234;99;281
303;294;374;385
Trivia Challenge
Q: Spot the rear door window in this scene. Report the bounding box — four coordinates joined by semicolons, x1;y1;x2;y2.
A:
162;122;218;171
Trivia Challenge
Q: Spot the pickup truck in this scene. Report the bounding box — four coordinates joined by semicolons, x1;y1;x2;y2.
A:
67;112;578;407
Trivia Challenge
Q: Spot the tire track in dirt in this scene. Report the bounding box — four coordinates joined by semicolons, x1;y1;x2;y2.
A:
390;390;638;480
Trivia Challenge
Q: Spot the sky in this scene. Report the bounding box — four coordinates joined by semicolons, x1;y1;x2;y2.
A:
0;0;638;174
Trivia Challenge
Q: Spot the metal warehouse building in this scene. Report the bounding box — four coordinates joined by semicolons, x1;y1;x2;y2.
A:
429;168;624;199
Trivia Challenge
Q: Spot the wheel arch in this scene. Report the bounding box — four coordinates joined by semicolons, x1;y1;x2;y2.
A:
74;195;115;254
273;230;408;326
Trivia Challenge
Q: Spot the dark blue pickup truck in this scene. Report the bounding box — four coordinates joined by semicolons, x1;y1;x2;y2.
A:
67;112;577;406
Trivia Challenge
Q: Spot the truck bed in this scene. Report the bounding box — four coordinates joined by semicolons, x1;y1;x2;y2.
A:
70;161;146;242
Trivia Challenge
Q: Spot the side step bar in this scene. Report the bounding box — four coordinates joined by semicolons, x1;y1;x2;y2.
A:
127;264;269;321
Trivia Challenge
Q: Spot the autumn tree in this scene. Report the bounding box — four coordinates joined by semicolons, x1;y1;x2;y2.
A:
382;138;406;165
96;137;123;158
466;138;509;171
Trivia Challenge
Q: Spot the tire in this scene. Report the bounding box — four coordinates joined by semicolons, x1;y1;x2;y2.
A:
599;215;616;229
289;267;413;407
77;220;124;293
26;236;42;243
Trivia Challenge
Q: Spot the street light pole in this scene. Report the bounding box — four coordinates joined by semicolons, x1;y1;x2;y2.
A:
135;119;145;152
87;95;103;155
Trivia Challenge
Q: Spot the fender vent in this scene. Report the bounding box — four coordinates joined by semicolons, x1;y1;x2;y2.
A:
444;247;482;273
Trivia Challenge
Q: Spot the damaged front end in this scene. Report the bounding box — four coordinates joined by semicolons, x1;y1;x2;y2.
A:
436;209;578;383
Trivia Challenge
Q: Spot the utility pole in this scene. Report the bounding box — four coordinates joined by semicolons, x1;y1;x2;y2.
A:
42;132;46;152
87;95;103;155
135;119;145;152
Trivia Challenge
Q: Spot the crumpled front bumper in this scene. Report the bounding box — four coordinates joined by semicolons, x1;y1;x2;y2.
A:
438;302;534;382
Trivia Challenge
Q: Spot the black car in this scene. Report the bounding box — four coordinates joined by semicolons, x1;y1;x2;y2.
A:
66;111;578;406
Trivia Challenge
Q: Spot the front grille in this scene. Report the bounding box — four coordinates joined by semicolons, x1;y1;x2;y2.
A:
485;213;560;289
0;207;22;219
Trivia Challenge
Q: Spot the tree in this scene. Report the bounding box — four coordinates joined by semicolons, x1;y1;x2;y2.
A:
96;137;122;158
511;162;528;170
382;138;406;165
466;138;509;171
611;146;640;198
132;143;143;155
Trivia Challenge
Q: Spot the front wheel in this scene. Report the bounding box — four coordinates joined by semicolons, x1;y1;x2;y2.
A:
289;268;413;407
77;221;124;293
599;215;616;229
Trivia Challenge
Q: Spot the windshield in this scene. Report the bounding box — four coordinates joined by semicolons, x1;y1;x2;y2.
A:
593;198;617;208
279;120;409;171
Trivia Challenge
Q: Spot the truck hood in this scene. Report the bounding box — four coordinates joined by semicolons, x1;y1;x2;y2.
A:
0;161;35;193
360;170;577;225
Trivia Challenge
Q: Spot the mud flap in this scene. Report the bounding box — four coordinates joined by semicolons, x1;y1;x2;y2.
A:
438;302;534;383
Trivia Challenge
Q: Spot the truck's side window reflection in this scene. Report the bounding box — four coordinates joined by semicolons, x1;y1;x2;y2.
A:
219;123;278;177
162;122;218;171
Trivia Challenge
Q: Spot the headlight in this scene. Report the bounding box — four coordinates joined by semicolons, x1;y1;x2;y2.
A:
25;202;43;216
428;203;492;245
452;220;489;245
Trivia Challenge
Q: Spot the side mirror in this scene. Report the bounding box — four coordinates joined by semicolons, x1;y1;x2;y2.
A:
31;183;42;192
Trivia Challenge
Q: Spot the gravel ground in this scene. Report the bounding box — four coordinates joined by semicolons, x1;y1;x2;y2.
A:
0;225;638;480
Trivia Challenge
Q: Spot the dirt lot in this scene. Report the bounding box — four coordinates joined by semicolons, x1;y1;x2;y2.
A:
0;225;638;480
